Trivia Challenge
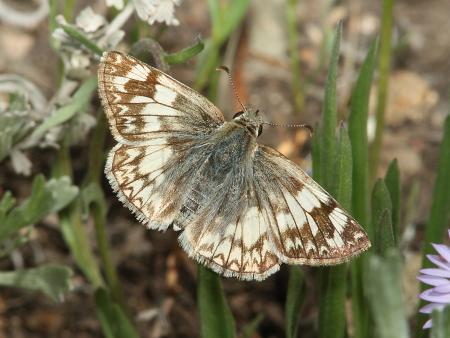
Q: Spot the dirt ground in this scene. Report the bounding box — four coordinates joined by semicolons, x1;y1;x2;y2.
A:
0;0;449;337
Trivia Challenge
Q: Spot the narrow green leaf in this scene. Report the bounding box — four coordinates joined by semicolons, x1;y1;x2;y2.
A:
364;250;409;338
348;39;378;338
285;266;305;338
348;38;378;232
207;0;221;40
197;266;235;338
28;77;97;144
164;39;205;65
0;265;72;302
371;179;395;255
95;288;140;338
59;198;103;288
422;115;450;265
384;159;400;244
334;126;353;208
194;41;220;91
0;175;78;241
431;306;450;338
60;24;103;56
311;123;322;183
0;191;15;220
318;126;352;338
52;129;103;289
369;0;394;182
418;115;450;332
320;23;342;191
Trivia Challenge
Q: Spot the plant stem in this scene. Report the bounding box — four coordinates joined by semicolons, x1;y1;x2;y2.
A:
55;137;103;288
286;0;304;115
87;112;128;312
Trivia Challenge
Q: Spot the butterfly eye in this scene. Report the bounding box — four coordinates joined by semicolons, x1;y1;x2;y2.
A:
233;111;244;119
257;125;263;136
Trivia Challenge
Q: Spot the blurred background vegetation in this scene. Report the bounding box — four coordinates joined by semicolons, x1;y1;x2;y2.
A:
0;0;449;337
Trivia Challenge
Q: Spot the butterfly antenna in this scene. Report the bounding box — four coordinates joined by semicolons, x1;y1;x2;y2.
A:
216;66;247;112
263;122;314;137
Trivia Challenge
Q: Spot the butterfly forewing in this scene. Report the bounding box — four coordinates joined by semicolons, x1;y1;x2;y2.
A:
99;51;371;281
98;51;224;144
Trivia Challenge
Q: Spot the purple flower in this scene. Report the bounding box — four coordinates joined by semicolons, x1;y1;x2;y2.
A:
417;230;450;329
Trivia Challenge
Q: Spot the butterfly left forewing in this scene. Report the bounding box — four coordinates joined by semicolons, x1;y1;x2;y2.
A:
98;51;224;145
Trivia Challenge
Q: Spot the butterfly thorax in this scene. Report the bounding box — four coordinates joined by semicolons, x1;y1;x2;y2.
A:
208;121;258;174
232;109;264;137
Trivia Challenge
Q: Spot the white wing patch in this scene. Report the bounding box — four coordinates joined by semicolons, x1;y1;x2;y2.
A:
178;191;280;281
106;143;176;230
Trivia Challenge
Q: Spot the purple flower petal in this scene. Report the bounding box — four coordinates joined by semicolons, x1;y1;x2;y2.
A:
432;243;450;263
434;283;450;293
427;254;450;271
419;303;447;314
423;319;432;329
419;288;450;303
417;275;449;286
419;268;450;278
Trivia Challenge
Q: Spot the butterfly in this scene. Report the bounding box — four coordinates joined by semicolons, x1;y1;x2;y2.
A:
98;51;371;281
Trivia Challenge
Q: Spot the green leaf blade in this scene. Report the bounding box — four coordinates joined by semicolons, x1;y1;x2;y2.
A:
418;115;450;332
320;23;342;192
348;38;378;338
0;175;78;241
318;126;352;338
348;38;378;232
164;39;205;65
285;266;305;338
197;266;235;338
0;265;72;302
95;288;140;338
384;159;400;244
430;306;450;338
364;250;409;338
371;179;395;255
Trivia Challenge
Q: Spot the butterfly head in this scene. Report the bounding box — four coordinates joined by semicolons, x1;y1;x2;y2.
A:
233;108;264;137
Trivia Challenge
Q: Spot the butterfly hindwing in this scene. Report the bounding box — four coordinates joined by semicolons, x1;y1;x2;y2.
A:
254;145;370;265
176;148;281;280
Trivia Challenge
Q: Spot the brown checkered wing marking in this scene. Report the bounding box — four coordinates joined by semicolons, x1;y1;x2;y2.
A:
176;143;370;281
99;51;225;229
177;176;281;281
254;145;371;265
105;139;208;230
98;51;225;145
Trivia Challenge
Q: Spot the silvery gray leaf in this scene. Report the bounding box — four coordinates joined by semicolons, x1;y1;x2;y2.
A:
0;0;49;30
